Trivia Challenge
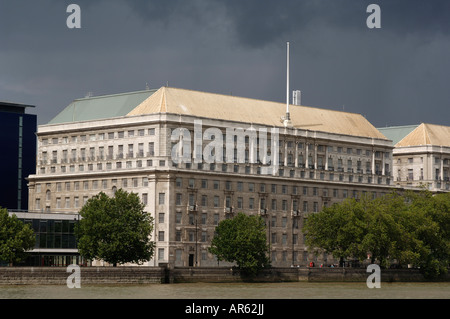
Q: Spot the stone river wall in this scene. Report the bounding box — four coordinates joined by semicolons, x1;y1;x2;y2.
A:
0;266;447;285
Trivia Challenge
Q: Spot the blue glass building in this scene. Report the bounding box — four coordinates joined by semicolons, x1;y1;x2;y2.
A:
0;101;37;211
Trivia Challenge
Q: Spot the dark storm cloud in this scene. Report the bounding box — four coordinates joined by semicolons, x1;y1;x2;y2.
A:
0;0;449;127
123;0;450;47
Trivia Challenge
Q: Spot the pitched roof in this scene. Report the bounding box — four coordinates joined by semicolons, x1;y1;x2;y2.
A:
48;89;157;124
377;125;419;145
396;123;450;147
128;87;388;140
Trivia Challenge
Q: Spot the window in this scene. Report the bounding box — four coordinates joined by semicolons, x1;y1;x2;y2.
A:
176;193;182;206
213;196;220;208
176;212;182;224
282;200;287;211
271;199;277;210
148;142;155;156
282;233;287;245
237;197;243;209
158;231;165;241
271;216;276;227
158;193;165;205
213;213;219;225
408;169;414;181
158;248;164;261
188;194;195;206
314;202;319;212
271;184;277;193
142;193;148;205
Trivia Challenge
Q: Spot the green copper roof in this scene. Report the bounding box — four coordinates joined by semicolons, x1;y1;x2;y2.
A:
377;124;419;145
48;89;157;124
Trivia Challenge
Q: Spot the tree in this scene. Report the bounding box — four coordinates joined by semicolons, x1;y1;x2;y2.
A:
75;189;155;266
0;208;35;265
303;190;450;279
405;191;450;279
209;213;269;276
303;198;367;266
360;194;408;268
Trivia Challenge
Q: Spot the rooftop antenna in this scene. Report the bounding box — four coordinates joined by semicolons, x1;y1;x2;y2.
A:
286;41;290;120
281;42;292;127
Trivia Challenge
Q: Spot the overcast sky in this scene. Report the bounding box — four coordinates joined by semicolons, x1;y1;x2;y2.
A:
1;0;449;127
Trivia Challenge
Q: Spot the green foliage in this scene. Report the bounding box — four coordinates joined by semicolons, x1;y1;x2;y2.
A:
209;213;269;276
75;189;155;266
303;191;450;279
0;208;35;265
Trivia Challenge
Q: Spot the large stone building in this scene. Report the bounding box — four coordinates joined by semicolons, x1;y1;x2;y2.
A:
27;86;395;267
379;123;450;192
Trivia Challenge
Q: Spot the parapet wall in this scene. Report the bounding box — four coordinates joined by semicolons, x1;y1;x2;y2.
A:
0;267;165;285
0;266;447;285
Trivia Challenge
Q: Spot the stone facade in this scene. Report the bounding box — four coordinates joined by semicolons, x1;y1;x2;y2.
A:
28;109;395;268
393;145;450;192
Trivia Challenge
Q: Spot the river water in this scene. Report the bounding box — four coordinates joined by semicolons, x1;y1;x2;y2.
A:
1;282;449;299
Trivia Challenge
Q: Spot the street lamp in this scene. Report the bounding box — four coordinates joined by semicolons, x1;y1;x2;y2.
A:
259;208;270;257
291;210;301;266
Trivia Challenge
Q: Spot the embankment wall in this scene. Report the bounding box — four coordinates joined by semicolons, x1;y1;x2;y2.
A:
0;266;447;285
